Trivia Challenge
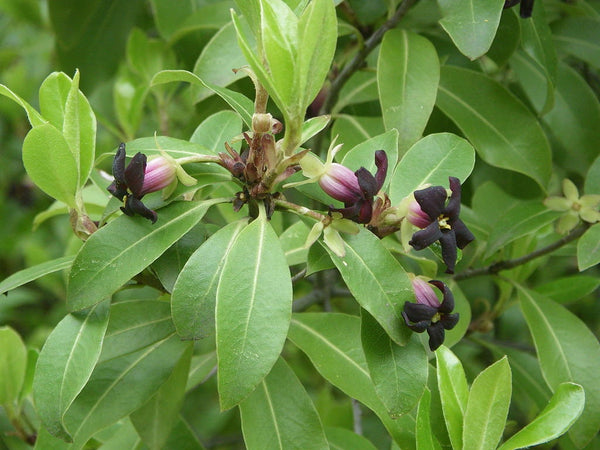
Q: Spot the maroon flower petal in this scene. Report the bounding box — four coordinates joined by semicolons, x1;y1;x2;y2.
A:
409;221;443;250
356;167;378;198
414;186;447;220
426;322;445;351
403;302;437;323
374;150;388;191
108;144;128;200
123;196;157;224
429;280;455;313
124;152;147;198
453;219;475;249
440;313;459;331
439;231;458;274
445;177;462;219
402;313;430;333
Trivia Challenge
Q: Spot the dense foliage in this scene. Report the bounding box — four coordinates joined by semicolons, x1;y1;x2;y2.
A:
1;0;599;449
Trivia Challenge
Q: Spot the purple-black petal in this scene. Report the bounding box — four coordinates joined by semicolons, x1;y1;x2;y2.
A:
432;281;455;313
374;150;388;191
356;167;378;198
439;231;458;274
414;186;447;220
124;152;147;198
426;322;445;351
108;144;128;200
402;313;430;333
440;313;459;331
520;0;533;17
445;177;462;219
452;219;475;249
409;221;443;250
357;200;373;224
403;302;437;323
124;196;158;223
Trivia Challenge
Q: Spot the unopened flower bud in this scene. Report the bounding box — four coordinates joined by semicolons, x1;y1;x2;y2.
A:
411;276;441;308
319;163;362;203
407;200;432;229
141;156;177;195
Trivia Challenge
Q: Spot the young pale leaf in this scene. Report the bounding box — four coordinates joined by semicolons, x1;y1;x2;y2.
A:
499;382;585;450
301;115;330;145
578;223;600;270
172;220;246;340
33;301;109;441
361;311;428;418
334;71;378;114
22;123;79;207
130;346;192;450
388;132;475;204
63;333;190;447
437;66;552;191
325;427;378;450
377;29;439;153
0;327;27;406
216;216;292;410
437;0;505;59
518;286;600;447
67;200;220;312
190;110;243;155
151;69;254;128
462;357;512;450
296;0;336;112
0;84;45;127
239;357;328;450
0;255;74;295
326;228;413;345
416;388;442;450
436;345;469;450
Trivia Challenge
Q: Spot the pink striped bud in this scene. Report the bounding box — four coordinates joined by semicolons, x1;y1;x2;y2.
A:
141;156;177;195
411;276;441;308
319;163;362;203
407;200;432;229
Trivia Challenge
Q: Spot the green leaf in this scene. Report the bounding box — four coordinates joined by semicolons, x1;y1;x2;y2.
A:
416;388;442;450
578;223;600;271
518;287;600;447
437;0;505;59
67;200;220;311
301;115;330;145
0;84;45;127
0;326;27;406
553;16;600;70
63;333;190;447
186;352;217;392
327;228;413;345
113;135;211;160
151;69;254;128
22;123;79;207
331;115;386;154
33;301;109;441
130;346;192;450
325;427;378;450
535;275;600;304
510;49;555;116
341;130;399;184
361;311;428;418
388;132;475;204
436;345;468;450
239;357;328;449
520;0;557;81
19;348;39;403
216;216;292;410
377;29;439;153
484;201;561;258
499;382;585;450
585;154;600;195
437;66;552;191
0;255;74;295
279;220;311;266
462;357;512;450
172;220;246;340
296;0;337;112
334;71;378;114
190;110;243;155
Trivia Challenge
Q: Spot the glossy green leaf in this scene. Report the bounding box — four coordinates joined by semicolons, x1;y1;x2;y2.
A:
361;311;427;417
341;130;398;184
296;0;337;111
0;84;45;126
462;357;511;450
190;110;243;155
389;132;475;204
331;115;386;155
437;0;505;59
186;352;217;392
301;115;330;144
378;29;439;153
578;223;600;271
416;388;442;450
151;69;254;128
161;415;206;449
33;301;109;441
585;154;600;195
130;346;192;450
112;135;212;160
484;201;560;258
0;255;74;295
22;123;78;207
437;66;552;191
334;71;378;114
510;49;555;116
239;357;328;449
172;220;246;340
327;228;413;345
63;333;190;447
0;326;27;405
325;427;378;450
518;287;600;447
499;382;585;450
535;275;600;304
279;220;311;266
553;16;600;69
486;10;520;67
67;200;220;311
19;348;39;403
436;345;468;450
216;216;292;410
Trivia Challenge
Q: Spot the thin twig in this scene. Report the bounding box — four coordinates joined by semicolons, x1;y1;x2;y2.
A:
454;223;591;281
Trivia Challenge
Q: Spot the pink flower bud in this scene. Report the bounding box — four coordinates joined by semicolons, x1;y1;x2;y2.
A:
141;156;177;195
411;277;441;308
319;163;362;203
407;200;432;229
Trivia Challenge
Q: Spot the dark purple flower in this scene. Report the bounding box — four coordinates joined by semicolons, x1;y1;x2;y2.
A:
107;143;158;223
408;177;475;274
503;0;534;18
331;150;388;224
402;279;459;351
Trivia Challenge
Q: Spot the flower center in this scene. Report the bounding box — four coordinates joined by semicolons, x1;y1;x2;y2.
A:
438;214;452;230
431;312;442;323
571;202;582;212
